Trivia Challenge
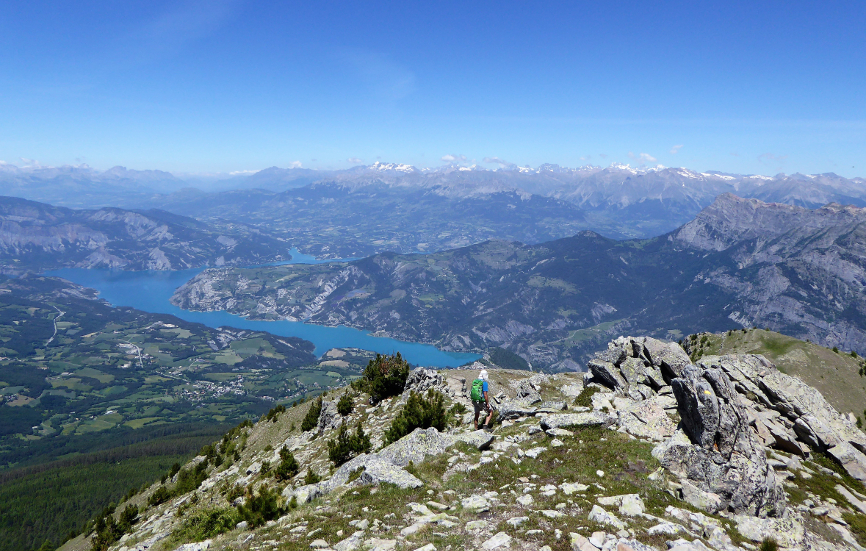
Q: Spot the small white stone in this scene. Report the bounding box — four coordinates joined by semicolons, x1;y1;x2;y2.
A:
596;470;605;477
506;516;529;527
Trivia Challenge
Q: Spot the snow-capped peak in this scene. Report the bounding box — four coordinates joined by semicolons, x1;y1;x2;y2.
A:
369;161;418;173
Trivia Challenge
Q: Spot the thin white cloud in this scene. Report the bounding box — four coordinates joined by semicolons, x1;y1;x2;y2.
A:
20;157;45;168
290;161;302;168
441;154;468;163
229;169;260;176
628;152;657;163
483;156;516;169
670;145;683;154
347;157;363;164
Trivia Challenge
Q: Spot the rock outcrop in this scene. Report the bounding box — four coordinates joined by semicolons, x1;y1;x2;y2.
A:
657;365;786;516
589;336;690;399
586;335;866;515
697;354;866;481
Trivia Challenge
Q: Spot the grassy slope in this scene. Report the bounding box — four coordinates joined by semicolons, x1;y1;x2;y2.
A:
687;329;866;422
58;366;866;551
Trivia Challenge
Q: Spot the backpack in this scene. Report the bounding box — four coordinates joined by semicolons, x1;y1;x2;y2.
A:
470;379;484;402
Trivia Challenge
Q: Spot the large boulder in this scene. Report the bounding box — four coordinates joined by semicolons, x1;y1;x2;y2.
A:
540;411;616;430
657;365;786;517
404;367;450;396
377;427;454;467
699;354;866;481
588;336;690;394
497;399;540;421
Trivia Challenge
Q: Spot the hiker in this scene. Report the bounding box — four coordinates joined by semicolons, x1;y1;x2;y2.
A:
471;369;494;430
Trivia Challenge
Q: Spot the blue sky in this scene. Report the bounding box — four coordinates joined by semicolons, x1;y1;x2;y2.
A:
2;1;865;176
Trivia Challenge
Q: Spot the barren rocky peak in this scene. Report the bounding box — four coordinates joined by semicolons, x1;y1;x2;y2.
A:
66;337;866;551
671;193;866;252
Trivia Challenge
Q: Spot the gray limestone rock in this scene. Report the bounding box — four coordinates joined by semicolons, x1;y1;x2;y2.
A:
357;459;423;489
587;505;625;530
588;359;627;390
481;532;512;550
377;427;454;467
700;353;866;481
497;399;539;421
661;365;786;517
455;429;495;451
642;337;691;382
587;336;691;394
734;514;805;548
404;367;449;396
461;495;490;513
515;378;542;404
540;411;616;430
317;400;340;433
615;395;678;441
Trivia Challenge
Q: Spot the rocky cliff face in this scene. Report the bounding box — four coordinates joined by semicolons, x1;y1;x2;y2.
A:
59;337;866;551
0;196;289;273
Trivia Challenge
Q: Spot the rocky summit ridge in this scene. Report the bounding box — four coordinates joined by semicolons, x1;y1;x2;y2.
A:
61;337;866;551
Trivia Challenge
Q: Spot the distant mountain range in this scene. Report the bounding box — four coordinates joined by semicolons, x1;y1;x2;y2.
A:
2;161;864;258
0;196;291;274
171;194;866;370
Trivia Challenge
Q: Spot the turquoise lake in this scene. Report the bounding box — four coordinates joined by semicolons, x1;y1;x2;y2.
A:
46;249;481;368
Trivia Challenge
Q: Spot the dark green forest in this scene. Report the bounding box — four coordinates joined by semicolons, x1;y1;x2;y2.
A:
0;424;224;551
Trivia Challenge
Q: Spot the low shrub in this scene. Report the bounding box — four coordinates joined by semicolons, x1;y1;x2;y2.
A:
148;486;171;507
273;447;299;481
449;402;467;415
264;404;286;422
384;390;448;445
175;461;209;495
337;392;354;416
301;397;323;432
573;386;600;408
89;502;141;551
844;511;866;546
328;421;372;466
759;537;778;551
359;353;410;403
237;486;285;528
304;469;321;485
174;508;238;542
347;466;365;484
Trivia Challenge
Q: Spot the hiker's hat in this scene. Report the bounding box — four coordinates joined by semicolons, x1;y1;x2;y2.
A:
479;369;488;381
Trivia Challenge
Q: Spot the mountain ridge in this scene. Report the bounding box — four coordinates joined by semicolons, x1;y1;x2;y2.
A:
0;196;292;274
170;195;866;369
